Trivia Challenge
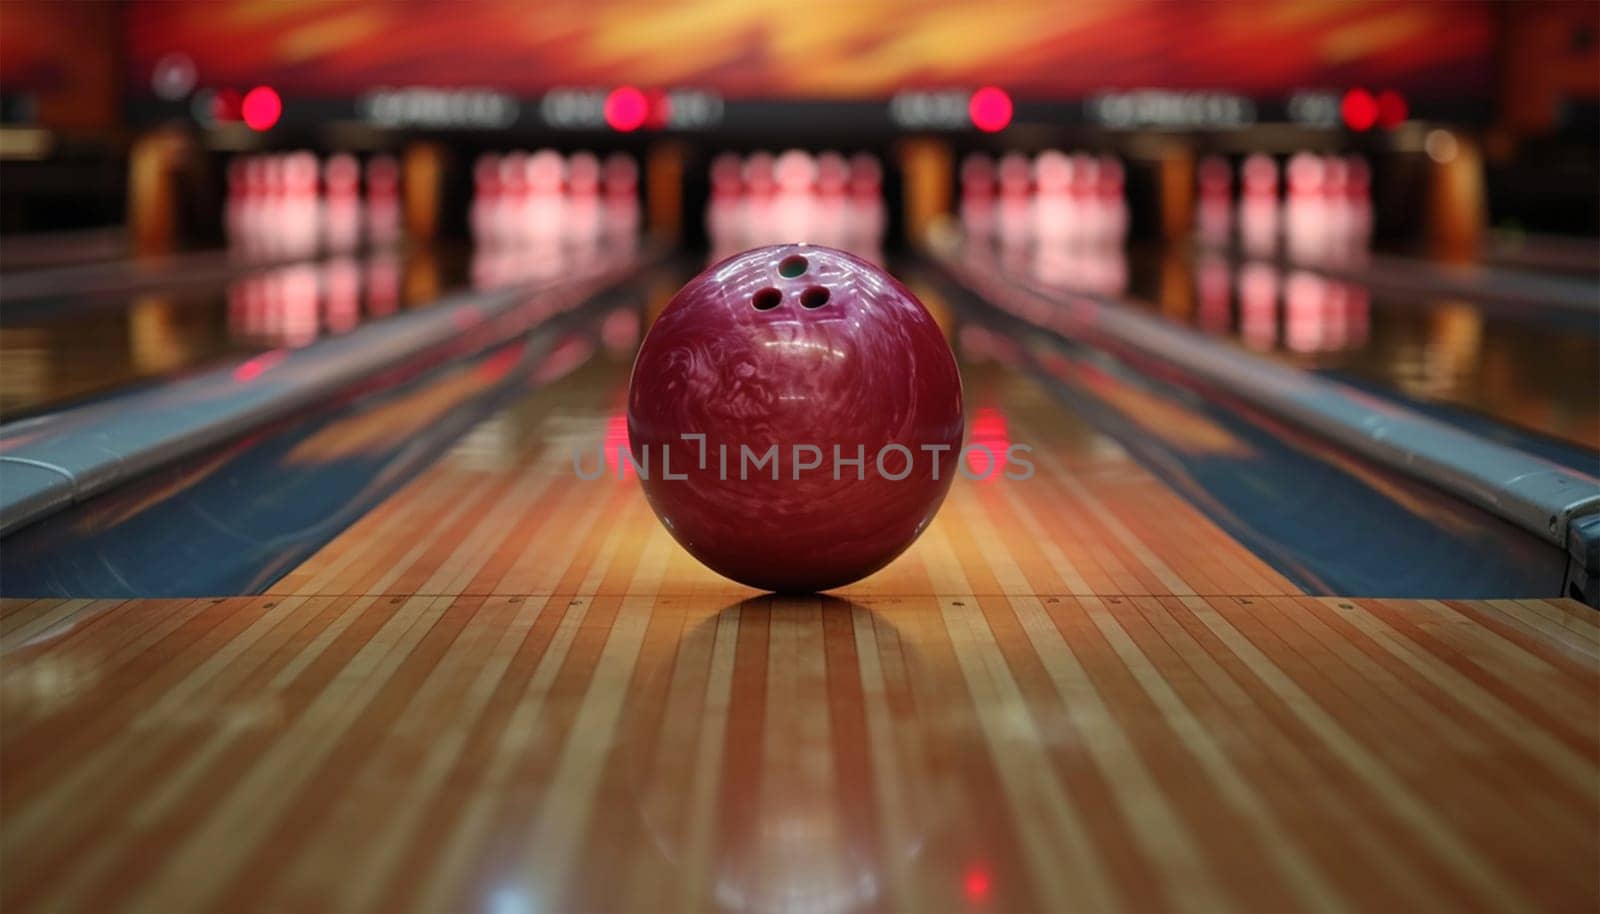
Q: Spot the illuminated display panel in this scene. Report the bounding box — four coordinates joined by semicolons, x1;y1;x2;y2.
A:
124;0;1497;99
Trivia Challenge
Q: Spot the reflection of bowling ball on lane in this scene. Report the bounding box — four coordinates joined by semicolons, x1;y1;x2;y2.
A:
628;245;963;593
617;598;937;914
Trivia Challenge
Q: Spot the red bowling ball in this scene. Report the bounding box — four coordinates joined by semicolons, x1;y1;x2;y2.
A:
628;244;963;592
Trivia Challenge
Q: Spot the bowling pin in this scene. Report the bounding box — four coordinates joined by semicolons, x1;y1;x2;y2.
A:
566;150;603;249
743;152;776;249
259;155;287;258
323;153;362;253
707;152;742;251
601;153;639;243
524;149;566;245
959;153;997;240
282;151;319;257
1068;153;1098;244
845;152;885;252
772;149;817;243
1284;151;1327;264
995;152;1033;249
1196;155;1233;248
1097;155;1128;247
470;153;503;247
365;154;402;247
814;150;848;247
1344;155;1373;265
1032;150;1073;245
497;151;528;250
1239;153;1280;258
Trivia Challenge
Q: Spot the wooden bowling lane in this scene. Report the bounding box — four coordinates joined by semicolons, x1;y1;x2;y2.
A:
3;346;1598;913
1;590;1595;913
265;354;1301;601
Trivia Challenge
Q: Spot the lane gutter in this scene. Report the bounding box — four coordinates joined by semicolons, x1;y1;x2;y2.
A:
0;246;663;536
927;240;1600;605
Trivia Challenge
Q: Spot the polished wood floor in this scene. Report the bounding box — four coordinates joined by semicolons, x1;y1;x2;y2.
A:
3;354;1597;913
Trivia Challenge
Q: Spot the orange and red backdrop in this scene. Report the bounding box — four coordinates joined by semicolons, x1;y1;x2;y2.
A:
119;0;1498;99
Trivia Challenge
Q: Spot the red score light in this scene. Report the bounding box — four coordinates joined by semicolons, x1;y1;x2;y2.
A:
605;86;649;132
208;88;242;123
241;86;282;131
1375;89;1408;129
969;86;1013;133
1340;88;1378;132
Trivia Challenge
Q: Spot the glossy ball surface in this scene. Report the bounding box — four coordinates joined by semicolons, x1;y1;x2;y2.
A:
628;245;963;592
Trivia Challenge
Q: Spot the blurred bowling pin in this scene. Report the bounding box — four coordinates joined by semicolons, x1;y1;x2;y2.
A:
524;149;566;244
959;153;997;239
1196;155;1232;248
365;154;402;247
996;152;1033;249
814;150;848;246
282;151;320;257
1285;151;1327;264
773;149;817;242
706;152;745;250
566;150;602;248
845;152;885;251
1239;153;1279;258
471;153;504;246
601;153;640;243
497;151;528;247
1096;155;1128;247
1032;150;1073;245
323;153;363;253
744;152;777;247
1068;153;1098;244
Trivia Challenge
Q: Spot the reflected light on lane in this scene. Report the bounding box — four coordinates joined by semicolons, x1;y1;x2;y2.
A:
232;349;288;383
531;336;594;384
1238;263;1279;352
489;886;536;914
966;406;1010;481
601;308;641;353
607;412;634;478
964;863;993;904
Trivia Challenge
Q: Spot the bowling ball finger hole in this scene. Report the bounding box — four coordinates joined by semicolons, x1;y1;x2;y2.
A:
752;287;783;311
778;254;809;278
800;286;831;309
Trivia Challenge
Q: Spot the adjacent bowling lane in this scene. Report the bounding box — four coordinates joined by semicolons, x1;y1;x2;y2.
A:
0;248;441;419
0;241;623;420
988;241;1600;452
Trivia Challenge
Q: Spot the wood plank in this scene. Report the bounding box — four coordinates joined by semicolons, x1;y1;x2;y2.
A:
2;591;1593;914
